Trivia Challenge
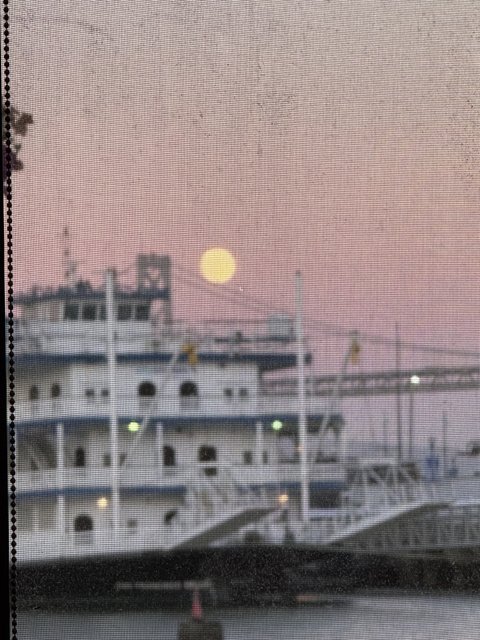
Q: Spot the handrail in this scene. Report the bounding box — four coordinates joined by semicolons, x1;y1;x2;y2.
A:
13;394;331;423
15;459;347;494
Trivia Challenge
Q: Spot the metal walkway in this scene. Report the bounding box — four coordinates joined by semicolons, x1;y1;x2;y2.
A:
327;503;480;559
225;463;480;560
262;366;480;397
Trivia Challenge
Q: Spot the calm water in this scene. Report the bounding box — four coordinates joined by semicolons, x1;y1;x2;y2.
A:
15;592;480;640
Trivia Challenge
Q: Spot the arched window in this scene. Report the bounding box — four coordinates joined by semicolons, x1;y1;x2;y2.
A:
138;381;156;397
74;514;93;532
163;445;176;467
179;381;199;408
243;451;253;465
198;445;217;477
51;383;61;398
179;381;198;397
29;385;39;401
74;447;86;468
198;445;217;462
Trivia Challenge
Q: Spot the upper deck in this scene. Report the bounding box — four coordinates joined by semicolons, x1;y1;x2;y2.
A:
8;254;307;374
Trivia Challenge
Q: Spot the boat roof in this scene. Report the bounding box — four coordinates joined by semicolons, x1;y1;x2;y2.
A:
14;281;170;306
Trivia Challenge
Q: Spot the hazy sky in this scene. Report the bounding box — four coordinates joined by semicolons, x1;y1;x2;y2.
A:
9;0;480;445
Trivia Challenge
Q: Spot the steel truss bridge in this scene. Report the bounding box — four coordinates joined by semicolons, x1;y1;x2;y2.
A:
262;366;480;398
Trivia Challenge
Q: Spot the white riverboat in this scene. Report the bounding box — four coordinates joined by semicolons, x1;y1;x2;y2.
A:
13;253;357;607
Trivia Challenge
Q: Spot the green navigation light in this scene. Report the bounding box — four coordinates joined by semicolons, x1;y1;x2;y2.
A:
272;419;283;431
128;421;141;432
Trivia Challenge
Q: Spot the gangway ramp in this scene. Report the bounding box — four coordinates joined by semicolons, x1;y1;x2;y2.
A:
164;469;276;551
329;502;480;557
167;505;276;550
322;498;449;546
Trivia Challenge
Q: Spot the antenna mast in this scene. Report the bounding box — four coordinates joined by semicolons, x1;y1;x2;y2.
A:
295;271;309;524
62;226;78;287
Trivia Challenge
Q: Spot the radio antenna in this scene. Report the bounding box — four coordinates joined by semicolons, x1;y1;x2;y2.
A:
62;226;78;287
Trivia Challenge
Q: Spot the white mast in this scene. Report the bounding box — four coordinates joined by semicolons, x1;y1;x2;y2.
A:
295;271;309;523
56;422;65;534
62;226;78;287
106;268;120;531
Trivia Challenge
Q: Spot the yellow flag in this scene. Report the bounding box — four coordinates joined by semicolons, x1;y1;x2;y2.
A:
350;338;361;364
182;342;198;366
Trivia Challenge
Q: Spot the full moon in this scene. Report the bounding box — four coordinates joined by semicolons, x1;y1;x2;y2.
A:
200;248;236;284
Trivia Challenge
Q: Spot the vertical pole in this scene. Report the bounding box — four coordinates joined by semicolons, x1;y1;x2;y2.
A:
408;386;413;459
382;416;388;457
32;504;39;532
106;269;120;531
255;420;264;466
395;323;403;464
156;421;164;477
295;272;309;523
56;422;65;534
442;411;448;477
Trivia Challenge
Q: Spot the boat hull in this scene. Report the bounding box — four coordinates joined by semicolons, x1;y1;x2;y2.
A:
16;545;363;610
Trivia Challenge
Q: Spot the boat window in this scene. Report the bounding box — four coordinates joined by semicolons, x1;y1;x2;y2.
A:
163;445;176;467
138;381;156;397
85;388;95;399
101;388;109;398
51;383;61;398
164;510;177;525
243;451;253;465
198;445;217;462
127;518;137;529
223;387;233;399
135;304;150;321
262;451;269;464
239;387;249;399
74;514;93;532
28;385;39;401
117;304;132;321
82;303;97;321
74;447;86;468
199;445;217;476
180;381;198;397
64;303;79;321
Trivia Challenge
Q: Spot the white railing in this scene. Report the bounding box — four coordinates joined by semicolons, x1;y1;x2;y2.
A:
16;460;346;495
12;318;298;357
14;394;329;423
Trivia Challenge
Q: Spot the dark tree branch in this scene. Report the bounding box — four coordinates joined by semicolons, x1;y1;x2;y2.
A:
2;102;33;195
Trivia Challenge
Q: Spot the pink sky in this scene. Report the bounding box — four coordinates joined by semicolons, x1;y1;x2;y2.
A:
9;0;480;446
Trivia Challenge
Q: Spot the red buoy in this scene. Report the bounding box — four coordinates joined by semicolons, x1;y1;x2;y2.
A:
178;588;223;639
191;588;203;621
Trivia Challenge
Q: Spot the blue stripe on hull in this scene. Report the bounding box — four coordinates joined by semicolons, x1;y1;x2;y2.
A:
16;480;344;500
14;351;306;372
16;412;343;430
